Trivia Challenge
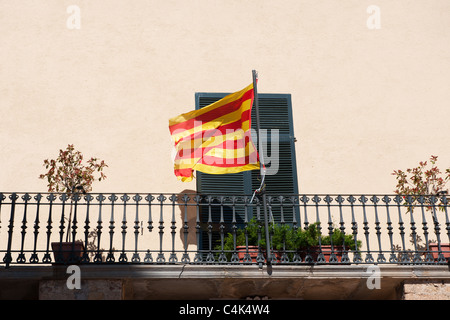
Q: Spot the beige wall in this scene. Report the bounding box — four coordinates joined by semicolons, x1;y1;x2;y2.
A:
1;1;450;195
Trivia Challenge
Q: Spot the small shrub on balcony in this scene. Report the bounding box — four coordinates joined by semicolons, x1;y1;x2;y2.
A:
39;144;108;195
219;219;361;255
392;155;450;213
39;144;108;247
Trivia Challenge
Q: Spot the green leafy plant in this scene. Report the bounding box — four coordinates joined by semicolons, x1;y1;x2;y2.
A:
219;218;260;253
301;223;361;251
392;155;450;212
219;219;361;257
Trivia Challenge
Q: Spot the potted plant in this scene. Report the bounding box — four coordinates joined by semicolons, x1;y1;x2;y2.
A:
295;223;361;263
39;144;108;264
392;155;450;262
220;219;361;264
219;218;262;263
235;219;297;263
259;222;298;262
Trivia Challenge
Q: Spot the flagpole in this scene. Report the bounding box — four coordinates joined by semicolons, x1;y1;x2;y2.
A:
252;70;272;270
252;70;264;178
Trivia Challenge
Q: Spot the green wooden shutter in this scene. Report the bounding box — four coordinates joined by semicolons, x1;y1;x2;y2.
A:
250;95;298;194
249;94;298;223
195;92;298;226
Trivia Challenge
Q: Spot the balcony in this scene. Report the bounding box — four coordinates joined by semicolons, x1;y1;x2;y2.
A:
1;192;449;300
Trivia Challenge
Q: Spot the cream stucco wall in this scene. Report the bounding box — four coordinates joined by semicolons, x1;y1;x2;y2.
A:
1;0;450;195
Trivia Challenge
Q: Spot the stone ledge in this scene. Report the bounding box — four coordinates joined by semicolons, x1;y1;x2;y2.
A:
1;264;449;280
1;264;449;299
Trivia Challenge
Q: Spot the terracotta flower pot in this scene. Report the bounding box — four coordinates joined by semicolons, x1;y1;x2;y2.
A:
300;245;345;263
236;246;285;263
428;243;450;261
51;241;85;264
321;245;345;263
237;245;259;263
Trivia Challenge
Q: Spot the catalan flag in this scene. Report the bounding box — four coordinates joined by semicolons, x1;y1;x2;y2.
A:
169;83;260;182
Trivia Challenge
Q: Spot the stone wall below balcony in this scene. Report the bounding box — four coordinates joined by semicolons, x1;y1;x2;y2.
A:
403;280;450;300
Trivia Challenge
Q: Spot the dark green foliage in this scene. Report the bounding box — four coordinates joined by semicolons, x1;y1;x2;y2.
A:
218;218;361;253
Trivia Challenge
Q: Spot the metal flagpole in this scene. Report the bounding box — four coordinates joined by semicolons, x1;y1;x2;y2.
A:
252;70;272;271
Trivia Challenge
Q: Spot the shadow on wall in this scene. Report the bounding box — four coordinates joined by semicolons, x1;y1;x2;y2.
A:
176;190;246;253
177;189;198;250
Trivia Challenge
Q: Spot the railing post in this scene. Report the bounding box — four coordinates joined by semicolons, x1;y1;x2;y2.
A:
81;194;93;263
54;194;68;264
218;196;227;264
106;194;117;263
394;195;409;263
131;194;142;263
279;195;289;264
382;195;397;263
4;193;18;268
17;193;31;263
430;195;446;264
371;195;386;263
360;195;374;263
69;193;80;264
181;194;190;264
144;194;154;263
337;195;349;264
312;195;324;263
442;195;450;244
418;196;433;263
406;196;419;263
30;194;42;263
230;196;239;264
169;194;178;263
300;195;311;263
206;195;214;263
291;195;302;264
156;194;166;263
0;193;4;235
267;196;277;265
324;195;337;264
255;196;265;267
94;194;105;263
118;194;129;263
42;194;55;263
193;195;202;264
348;195;362;263
243;195;252;264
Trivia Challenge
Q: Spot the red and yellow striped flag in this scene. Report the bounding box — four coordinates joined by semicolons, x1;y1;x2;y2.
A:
169;83;260;182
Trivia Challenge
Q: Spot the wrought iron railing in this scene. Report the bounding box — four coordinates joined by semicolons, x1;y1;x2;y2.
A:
1;192;449;268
